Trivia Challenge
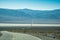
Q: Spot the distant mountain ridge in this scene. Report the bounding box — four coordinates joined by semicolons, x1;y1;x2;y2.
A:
0;8;60;23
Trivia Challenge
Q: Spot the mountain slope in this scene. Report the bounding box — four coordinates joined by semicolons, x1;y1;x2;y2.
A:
0;8;60;23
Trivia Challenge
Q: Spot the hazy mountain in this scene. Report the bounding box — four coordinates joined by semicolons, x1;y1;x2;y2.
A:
0;8;60;23
18;9;60;19
0;8;32;21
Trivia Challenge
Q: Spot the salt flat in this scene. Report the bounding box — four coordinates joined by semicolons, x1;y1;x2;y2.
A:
0;23;60;27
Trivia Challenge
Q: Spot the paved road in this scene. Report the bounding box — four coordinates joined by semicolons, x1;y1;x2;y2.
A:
0;31;41;40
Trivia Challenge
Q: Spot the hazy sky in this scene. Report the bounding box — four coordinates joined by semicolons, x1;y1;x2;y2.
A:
0;0;60;10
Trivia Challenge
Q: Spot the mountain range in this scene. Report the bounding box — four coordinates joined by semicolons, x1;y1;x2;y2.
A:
0;8;60;24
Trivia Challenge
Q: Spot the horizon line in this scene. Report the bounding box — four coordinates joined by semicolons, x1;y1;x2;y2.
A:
0;8;60;10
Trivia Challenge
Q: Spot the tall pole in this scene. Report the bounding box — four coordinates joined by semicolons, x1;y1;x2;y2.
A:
31;16;34;28
31;19;33;27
